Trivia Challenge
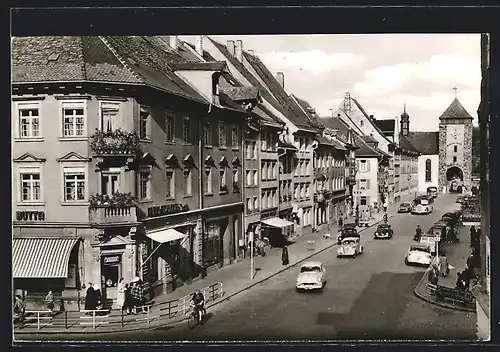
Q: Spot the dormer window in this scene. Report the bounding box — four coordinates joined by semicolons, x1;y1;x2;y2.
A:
360;120;364;127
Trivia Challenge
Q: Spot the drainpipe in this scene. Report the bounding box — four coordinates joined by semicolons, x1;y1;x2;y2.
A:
199;112;205;276
311;140;319;232
241;121;247;261
277;147;287;216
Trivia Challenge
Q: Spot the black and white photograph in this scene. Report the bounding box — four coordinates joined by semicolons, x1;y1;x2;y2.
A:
11;29;491;342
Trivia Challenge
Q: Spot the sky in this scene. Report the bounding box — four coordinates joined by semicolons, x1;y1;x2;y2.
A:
181;34;480;132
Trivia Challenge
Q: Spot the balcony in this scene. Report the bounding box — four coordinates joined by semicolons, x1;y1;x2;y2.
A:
89;192;138;226
90;206;138;226
90;129;139;157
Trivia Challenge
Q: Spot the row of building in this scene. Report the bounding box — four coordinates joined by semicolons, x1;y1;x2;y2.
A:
12;35;466;310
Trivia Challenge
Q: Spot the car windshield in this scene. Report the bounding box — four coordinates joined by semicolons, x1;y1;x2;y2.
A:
342;239;357;245
377;225;390;230
420;199;429;205
342;229;357;234
411;246;430;253
401;203;411;207
300;266;321;273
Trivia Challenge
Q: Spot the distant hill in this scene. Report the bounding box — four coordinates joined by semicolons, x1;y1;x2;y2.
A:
472;126;480;174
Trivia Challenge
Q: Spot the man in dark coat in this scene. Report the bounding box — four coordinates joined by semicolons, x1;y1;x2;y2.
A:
282;245;289;266
84;283;95;313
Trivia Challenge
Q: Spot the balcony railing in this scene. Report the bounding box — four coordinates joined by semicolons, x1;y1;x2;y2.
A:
90;206;137;225
90;129;140;156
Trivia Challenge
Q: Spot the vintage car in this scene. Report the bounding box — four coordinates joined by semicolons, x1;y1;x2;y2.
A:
337;228;360;244
405;243;433;267
296;261;327;291
397;202;412;213
374;224;394;239
343;222;357;230
337;237;363;257
411;198;433;215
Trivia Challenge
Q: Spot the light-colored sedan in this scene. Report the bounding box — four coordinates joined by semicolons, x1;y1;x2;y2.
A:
405;243;433;267
296;261;327;291
337;237;363;257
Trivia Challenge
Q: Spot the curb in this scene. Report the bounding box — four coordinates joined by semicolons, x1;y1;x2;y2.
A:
15;215;393;337
413;270;476;313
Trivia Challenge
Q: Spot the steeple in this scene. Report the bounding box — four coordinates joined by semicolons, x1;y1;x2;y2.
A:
400;103;410;136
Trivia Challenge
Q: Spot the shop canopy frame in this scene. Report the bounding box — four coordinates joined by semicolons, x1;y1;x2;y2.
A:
261;217;294;229
141;228;188;267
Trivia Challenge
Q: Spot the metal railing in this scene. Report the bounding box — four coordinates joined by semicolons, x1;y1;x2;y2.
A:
79;309;110;329
22;310;54;330
133;304;157;324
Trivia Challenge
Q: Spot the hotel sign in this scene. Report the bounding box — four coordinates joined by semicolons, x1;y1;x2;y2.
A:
148;204;189;218
16;211;45;221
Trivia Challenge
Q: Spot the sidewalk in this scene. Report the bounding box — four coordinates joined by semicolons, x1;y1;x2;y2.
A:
15;205;399;336
413;224;476;312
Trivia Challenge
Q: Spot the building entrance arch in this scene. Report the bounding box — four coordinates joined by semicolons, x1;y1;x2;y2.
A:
446;166;464;193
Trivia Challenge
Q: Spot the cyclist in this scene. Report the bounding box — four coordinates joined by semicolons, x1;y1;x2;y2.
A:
414;225;423;241
190;289;206;323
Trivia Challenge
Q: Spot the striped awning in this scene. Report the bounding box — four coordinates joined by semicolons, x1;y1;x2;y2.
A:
13;238;79;278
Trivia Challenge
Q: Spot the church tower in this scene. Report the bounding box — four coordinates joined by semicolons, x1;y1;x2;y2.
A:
438;91;474;193
400;104;410;136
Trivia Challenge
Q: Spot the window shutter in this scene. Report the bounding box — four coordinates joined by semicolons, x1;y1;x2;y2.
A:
367;179;370;189
366;196;370;206
356;179;360;189
366;160;371;172
357;160;360;172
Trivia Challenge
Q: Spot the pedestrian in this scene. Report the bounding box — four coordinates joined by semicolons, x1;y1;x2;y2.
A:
45;290;55;312
383;201;388;213
13;294;26;326
427;264;439;285
84;282;95;313
123;283;132;314
455;272;466;291
282;245;289;266
470;226;476;247
93;284;102;310
130;276;142;314
338;216;343;230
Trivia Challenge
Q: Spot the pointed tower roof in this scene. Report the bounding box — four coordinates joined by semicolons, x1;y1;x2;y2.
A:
439;98;473;120
401;103;409;119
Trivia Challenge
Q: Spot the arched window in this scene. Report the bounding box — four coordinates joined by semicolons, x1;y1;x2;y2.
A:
425;159;432;182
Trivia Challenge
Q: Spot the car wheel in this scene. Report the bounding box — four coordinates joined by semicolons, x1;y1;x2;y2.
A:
405;257;409;266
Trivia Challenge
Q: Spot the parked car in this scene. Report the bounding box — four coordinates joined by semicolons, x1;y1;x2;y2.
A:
337;228;360;245
411;197;433;215
296;261;327;291
427;186;438;198
337;237;363;257
343;222;357;230
374;224;394;239
397;202;412;213
456;195;465;204
405;243;433;267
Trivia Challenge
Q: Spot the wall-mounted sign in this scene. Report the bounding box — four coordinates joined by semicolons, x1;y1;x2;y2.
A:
16;211;45;221
103;255;121;265
148;204;189;218
261;210;277;219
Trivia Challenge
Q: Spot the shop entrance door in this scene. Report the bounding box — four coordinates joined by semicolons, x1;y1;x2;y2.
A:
101;254;122;308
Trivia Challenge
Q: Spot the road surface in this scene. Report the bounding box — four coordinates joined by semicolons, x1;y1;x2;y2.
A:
17;194;476;342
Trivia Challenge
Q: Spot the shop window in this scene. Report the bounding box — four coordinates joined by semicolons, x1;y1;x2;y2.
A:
204;222;222;267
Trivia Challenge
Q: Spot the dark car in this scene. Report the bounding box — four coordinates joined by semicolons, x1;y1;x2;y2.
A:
343;223;357;230
374;224;394;239
456;196;464;204
397;202;412;213
337;228;360;245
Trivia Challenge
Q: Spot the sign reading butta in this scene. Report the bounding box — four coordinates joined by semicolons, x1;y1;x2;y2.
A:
16;211;45;221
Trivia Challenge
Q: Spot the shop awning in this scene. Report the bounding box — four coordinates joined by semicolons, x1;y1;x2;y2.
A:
13;238;79;278
146;228;187;244
261;217;294;229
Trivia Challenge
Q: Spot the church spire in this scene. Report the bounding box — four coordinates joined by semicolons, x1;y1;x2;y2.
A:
400;103;410;136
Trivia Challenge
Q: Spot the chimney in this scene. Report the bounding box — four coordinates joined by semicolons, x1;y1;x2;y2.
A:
195;36;203;56
169;36;178;50
248;49;254;55
329;109;334;117
235;40;243;62
276;72;284;88
226;40;235;56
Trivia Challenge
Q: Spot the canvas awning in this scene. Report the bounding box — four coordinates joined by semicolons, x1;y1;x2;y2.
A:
261;217;294;229
146;228;187;244
13;238;79;278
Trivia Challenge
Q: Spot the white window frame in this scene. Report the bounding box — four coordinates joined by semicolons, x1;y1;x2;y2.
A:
205;166;213;194
165;110;175;143
204;120;212;146
253;170;258;186
253;197;259;212
18;165;43;204
165;168;175;198
359;160;368;173
184;168;192;196
61;100;87;139
219;121;226;148
139;166;152;201
100;167;121;196
99;101;120;132
62;166;87;203
15;102;42;140
183;116;192;144
139;105;152;140
220;168;227;192
360;179;367;190
246;170;252;186
231;125;239;149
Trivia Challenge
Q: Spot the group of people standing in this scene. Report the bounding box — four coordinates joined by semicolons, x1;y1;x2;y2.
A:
84;283;103;312
117;276;145;314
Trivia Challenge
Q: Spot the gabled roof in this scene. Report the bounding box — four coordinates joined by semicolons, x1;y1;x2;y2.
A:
354;134;383;158
439;98;474;120
317;135;347;151
241;51;318;132
399;134;421;154
406;132;439;155
319;116;350;143
373;119;395;134
361;135;378;144
350;97;394;144
11;36;209;104
221;86;260;101
291;95;325;130
170;61;228;72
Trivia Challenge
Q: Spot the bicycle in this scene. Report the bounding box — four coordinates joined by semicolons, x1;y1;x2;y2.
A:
187;305;206;330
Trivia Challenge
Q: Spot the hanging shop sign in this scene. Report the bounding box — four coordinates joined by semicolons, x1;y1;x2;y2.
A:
148;204;189;218
16;211;45;221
